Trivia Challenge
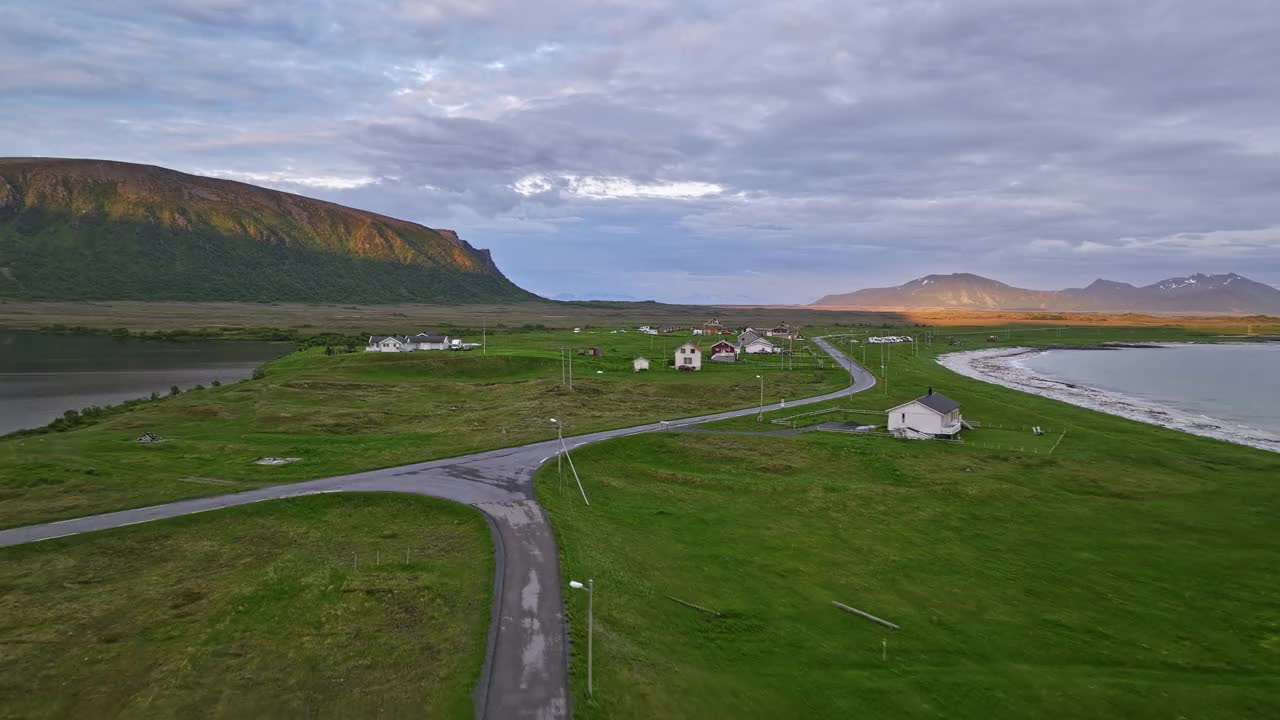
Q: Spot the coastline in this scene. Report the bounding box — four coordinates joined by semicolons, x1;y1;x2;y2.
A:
939;345;1280;454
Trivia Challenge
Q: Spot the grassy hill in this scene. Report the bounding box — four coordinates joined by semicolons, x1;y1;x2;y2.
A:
0;158;536;304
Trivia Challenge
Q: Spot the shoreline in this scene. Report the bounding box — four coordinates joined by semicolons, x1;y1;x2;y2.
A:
939;345;1280;454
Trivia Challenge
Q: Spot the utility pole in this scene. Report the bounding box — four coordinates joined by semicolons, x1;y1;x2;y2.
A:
569;349;574;391
482;318;487;356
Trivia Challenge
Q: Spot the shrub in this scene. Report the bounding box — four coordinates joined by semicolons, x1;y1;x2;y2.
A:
169;385;181;396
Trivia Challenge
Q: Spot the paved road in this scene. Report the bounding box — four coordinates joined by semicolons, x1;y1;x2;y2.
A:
0;336;875;719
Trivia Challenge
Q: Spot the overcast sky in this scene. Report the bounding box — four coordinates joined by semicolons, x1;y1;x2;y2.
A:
5;1;1280;302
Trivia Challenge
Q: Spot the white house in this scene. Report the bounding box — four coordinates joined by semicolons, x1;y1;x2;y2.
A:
674;341;702;370
738;331;778;354
367;335;408;352
406;332;450;351
366;332;452;352
633;356;651;372
887;389;962;438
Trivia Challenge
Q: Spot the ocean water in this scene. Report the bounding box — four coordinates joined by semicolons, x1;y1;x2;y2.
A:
1019;343;1280;437
0;332;291;434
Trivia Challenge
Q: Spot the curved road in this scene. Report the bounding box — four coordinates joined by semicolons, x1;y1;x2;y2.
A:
0;336;875;719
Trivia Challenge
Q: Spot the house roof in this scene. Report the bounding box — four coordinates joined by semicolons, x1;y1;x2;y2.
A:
742;334;775;347
891;392;961;415
408;333;448;343
369;335;404;343
738;331;762;344
710;340;737;348
676;341;700;350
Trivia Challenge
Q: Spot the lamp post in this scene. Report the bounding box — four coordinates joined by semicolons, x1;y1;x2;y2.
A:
569;578;594;696
756;374;764;421
550;418;563;494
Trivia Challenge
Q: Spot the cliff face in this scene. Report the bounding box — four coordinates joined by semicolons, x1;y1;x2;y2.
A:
0;158;536;304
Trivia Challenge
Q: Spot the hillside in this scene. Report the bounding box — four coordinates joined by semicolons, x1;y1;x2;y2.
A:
0;158;536;303
814;272;1280;314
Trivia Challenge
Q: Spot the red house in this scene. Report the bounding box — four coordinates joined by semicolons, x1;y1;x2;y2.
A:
709;340;738;362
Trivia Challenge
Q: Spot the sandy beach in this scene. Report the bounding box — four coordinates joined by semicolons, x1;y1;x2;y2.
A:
939;346;1280;453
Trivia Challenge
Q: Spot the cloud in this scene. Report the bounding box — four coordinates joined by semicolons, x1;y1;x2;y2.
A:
4;0;1280;301
513;174;723;200
200;169;380;190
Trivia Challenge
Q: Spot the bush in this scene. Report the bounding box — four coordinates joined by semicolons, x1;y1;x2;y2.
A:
211;379;221;387
169;385;181;396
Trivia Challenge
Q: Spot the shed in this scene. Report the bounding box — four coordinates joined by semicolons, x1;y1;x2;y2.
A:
633;356;651;372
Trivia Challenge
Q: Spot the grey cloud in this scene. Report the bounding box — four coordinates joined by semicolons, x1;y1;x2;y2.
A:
4;0;1280;302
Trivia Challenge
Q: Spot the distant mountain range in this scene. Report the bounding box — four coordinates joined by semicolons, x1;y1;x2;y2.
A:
0;158;535;303
813;272;1280;315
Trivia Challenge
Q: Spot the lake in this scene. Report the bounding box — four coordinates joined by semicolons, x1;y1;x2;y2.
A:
1019;343;1280;439
0;332;292;435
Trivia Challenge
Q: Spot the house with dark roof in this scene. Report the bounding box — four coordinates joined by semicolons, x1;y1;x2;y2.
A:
887;388;962;438
738;331;778;354
406;332;450;351
766;323;801;340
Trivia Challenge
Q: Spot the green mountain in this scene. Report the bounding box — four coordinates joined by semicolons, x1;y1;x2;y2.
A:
0;158;536;303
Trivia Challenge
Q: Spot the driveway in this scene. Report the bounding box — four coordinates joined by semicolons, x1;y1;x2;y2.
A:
0;336;876;719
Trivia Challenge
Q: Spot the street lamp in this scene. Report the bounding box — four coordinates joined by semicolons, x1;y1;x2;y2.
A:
550;418;563;494
569;578;594;696
756;374;764;421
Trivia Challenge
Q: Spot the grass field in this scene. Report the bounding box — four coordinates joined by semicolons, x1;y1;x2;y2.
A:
0;493;492;719
2;299;1274;336
0;330;843;528
538;326;1280;718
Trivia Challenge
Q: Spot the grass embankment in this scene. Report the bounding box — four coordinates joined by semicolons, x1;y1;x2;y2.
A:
539;325;1280;718
0;493;491;718
0;330;842;527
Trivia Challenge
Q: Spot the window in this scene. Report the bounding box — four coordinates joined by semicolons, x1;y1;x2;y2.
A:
901;413;906;422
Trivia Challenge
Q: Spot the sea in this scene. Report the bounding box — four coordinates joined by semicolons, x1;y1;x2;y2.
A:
1018;343;1280;442
0;331;292;435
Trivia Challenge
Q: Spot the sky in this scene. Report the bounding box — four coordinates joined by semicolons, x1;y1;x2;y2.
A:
4;0;1280;303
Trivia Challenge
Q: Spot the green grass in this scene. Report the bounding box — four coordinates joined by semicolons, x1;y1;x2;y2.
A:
0;333;844;527
537;328;1280;719
0;493;492;718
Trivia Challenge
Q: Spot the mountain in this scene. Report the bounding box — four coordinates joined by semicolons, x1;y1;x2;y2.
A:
814;272;1280;314
0;158;536;303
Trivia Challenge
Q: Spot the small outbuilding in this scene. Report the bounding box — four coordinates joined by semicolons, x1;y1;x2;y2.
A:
887;388;962;438
674;341;702;371
633;356;651;372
